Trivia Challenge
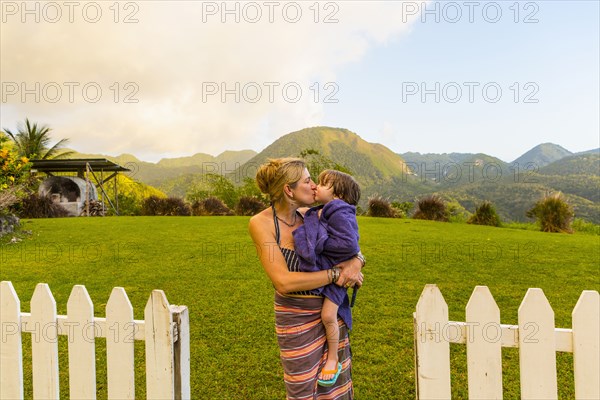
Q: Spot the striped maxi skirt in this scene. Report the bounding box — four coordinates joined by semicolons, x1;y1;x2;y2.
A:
274;292;353;400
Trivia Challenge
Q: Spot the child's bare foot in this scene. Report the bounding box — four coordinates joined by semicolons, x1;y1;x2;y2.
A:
319;358;340;381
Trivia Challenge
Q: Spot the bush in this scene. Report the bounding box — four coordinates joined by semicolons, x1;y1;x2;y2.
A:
572;218;600;235
468;201;502;227
0;186;21;214
391;201;413;218
141;196;190;216
0;146;36;215
192;197;233;216
235;196;266;216
527;192;573;233
447;201;471;223
18;194;70;218
111;192;142;216
367;195;396;218
413;195;448;222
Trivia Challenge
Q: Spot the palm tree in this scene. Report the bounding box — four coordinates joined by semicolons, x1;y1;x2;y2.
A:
2;118;73;159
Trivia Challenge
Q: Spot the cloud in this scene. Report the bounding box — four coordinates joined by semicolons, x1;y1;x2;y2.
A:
1;1;420;161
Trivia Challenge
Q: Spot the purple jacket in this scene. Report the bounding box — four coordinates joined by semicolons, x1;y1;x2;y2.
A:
293;199;360;329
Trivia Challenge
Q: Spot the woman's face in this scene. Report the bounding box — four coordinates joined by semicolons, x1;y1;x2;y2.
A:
289;168;316;206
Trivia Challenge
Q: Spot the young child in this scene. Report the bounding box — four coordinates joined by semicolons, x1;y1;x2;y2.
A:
292;169;361;387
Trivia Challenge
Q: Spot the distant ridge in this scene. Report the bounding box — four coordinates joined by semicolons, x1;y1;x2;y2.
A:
511;143;572;167
61;149;256;184
52;129;598;223
237;126;411;184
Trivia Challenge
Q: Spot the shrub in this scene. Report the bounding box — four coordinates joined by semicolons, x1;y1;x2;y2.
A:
0;146;36;215
235;196;266;216
110;192;142;216
468;201;502;227
0;186;21;214
526;192;573;233
367;195;396;218
18;194;70;218
192;197;233;216
447;201;471;223
572;218;600;235
391;201;413;218
141;196;190;216
413;195;448;222
163;197;191;216
141;196;162;216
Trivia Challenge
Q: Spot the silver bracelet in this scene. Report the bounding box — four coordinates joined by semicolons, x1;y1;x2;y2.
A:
355;252;366;268
331;267;341;284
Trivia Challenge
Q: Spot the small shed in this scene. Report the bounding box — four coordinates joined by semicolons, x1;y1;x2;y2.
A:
31;159;130;216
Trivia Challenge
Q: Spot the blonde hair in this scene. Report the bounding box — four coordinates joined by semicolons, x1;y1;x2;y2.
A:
256;158;306;203
318;169;361;206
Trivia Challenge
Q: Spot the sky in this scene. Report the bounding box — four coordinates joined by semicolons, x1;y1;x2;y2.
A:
1;0;598;163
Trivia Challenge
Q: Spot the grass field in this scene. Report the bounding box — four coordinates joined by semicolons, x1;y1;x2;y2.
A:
1;216;599;399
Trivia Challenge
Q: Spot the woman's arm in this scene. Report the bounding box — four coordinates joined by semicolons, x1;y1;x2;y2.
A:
249;216;331;294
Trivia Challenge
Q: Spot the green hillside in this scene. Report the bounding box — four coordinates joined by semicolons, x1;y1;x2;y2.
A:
237;127;413;185
511;143;572;167
438;181;600;223
60;149;256;185
157;150;257;170
52;129;598;223
539;153;600;176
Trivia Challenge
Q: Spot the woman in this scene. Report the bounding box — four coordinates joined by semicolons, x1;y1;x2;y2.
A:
249;158;364;399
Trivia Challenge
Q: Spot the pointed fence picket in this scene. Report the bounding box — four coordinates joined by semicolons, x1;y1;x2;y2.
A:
0;281;190;400
414;284;600;400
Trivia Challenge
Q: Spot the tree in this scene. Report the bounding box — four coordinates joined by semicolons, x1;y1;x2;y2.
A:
186;173;239;209
3;118;73;159
299;149;352;179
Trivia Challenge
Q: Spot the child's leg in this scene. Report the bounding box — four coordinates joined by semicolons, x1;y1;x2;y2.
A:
319;298;340;380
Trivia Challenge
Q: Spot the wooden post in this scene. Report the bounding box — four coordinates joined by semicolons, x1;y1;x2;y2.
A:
115;173;120;216
67;285;96;399
0;281;24;400
465;286;502;399
171;305;191;399
106;287;136;400
572;290;600;399
145;290;175;399
414;284;451;399
86;163;90;217
30;283;60;399
518;288;557;399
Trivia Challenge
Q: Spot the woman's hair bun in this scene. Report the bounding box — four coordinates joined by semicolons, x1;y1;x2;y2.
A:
256;159;281;195
255;158;306;203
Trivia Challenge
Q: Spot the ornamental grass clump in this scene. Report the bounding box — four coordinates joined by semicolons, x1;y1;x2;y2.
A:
367;195;396;218
235;196;266;216
413;195;448;222
526;192;573;233
468;201;502;227
192;196;233;216
141;196;191;216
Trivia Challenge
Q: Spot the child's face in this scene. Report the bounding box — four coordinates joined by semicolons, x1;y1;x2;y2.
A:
315;181;335;204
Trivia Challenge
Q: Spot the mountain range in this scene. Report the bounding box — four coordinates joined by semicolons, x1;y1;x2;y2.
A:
61;127;599;223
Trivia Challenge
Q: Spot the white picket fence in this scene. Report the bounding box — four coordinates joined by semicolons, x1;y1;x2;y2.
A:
0;281;190;399
413;284;600;399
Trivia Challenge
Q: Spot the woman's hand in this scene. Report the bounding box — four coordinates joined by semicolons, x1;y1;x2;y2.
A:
335;257;364;288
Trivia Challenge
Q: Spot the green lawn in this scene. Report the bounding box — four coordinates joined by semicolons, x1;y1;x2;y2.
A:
1;217;598;398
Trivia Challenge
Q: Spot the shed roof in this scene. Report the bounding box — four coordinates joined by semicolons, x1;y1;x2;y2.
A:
31;159;130;173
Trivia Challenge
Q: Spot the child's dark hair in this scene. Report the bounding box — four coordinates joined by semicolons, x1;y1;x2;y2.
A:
318;170;361;206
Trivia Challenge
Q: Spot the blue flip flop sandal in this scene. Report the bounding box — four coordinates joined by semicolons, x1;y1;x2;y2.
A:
317;362;343;387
